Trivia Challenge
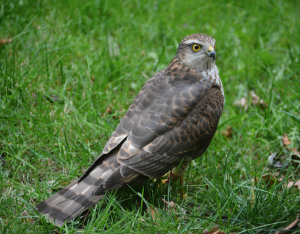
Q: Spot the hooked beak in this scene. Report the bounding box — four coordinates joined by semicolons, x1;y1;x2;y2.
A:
207;45;216;61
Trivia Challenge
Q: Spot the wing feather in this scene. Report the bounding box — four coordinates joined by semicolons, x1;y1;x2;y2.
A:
118;87;224;178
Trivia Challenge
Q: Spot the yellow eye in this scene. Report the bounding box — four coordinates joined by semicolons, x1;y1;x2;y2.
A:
214;43;216;49
192;44;201;52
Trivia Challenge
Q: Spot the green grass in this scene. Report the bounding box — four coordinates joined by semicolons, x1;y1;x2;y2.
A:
1;0;300;233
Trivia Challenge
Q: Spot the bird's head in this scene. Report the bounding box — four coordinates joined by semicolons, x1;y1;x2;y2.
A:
176;33;216;72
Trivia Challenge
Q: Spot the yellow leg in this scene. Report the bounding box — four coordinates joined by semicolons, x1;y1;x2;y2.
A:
162;159;191;199
179;175;186;199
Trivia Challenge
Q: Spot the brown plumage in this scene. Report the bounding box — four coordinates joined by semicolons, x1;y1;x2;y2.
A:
35;33;224;226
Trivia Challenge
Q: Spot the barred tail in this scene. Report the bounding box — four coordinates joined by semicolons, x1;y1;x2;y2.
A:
35;147;147;226
35;156;109;226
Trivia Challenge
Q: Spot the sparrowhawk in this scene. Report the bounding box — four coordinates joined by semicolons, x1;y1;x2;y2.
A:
35;33;224;226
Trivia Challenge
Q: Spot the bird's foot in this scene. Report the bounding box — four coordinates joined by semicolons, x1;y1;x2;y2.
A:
161;171;177;184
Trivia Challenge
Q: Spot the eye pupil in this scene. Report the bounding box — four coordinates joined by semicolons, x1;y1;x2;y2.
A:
192;44;201;52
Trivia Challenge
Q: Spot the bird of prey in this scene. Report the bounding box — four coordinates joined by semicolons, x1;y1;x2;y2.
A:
35;33;224;226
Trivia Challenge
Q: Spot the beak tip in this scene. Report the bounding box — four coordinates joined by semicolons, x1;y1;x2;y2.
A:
208;51;216;60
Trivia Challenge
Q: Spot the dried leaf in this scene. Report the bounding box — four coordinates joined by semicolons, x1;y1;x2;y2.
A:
281;134;300;165
21;210;29;216
254;172;300;191
291;148;300;165
274;214;299;234
234;97;248;109
221;126;233;138
250;92;267;107
0;38;12;45
253;173;284;189
161;198;187;221
106;108;112;114
293;180;300;190
292;147;300;155
147;205;159;220
202;227;225;234
162;198;186;216
282;133;292;147
287;180;300;190
268;153;285;168
210;227;219;232
234;92;267;110
260;174;276;188
161;198;178;213
269;148;300;168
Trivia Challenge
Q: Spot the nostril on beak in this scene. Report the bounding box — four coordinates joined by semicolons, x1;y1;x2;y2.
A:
208;45;213;52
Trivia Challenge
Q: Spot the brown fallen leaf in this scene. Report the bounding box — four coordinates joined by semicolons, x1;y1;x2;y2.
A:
21;210;29;216
253;173;283;189
292;147;300;155
161;198;186;219
291;148;300;165
250;92;267;107
274;214;299;234
234;97;247;109
106;107;112;114
254;172;300;192
147;205;159;220
282;133;292;148
202;227;225;234
234;91;267;110
0;38;13;46
162;198;177;212
268;148;299;168
287;180;300;190
221;126;233;138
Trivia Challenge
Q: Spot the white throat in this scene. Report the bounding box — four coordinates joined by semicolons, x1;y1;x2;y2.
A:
183;54;214;73
200;64;224;98
182;54;224;98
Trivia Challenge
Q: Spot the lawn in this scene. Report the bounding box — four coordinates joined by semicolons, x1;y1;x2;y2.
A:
1;0;300;233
